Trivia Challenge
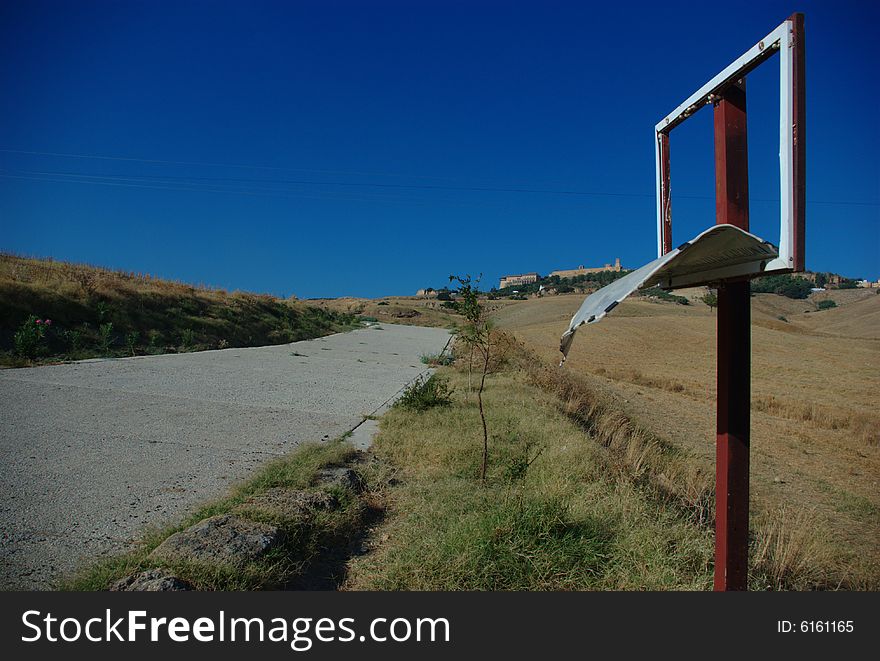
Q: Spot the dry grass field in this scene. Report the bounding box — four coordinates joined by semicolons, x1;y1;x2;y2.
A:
493;288;880;585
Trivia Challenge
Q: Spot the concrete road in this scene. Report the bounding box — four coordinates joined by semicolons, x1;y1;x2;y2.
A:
0;324;450;589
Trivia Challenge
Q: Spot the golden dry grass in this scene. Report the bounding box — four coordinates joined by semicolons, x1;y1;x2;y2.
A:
1;252;245;302
493;289;880;587
308;296;459;328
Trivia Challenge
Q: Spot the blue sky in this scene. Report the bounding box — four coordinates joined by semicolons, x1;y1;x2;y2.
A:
1;0;877;298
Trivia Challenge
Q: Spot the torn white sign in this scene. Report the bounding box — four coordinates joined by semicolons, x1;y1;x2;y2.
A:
560;225;778;362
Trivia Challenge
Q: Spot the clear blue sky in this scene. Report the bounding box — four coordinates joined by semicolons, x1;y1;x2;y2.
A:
1;0;877;297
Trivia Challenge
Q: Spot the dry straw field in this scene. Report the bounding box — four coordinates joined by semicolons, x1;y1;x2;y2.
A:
493;287;880;586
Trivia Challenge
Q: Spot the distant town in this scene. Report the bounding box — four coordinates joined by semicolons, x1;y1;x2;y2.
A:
415;258;629;299
498;258;623;290
414;259;878;299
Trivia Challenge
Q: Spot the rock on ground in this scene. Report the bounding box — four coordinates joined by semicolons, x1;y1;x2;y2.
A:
315;467;364;493
149;515;282;566
234;488;337;521
110;568;193;591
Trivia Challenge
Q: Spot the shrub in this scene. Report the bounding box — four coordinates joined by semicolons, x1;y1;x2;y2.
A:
95;301;111;323
125;331;139;356
14;316;46;358
642;287;689;305
816;299;837;310
148;329;162;348
751;274;812;299
180;328;195;348
420;352;454;367
395;374;453;412
63;328;83;352
98;322;114;352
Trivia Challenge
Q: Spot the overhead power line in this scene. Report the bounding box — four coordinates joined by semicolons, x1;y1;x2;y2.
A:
0;171;520;211
0;149;877;207
1;166;658;199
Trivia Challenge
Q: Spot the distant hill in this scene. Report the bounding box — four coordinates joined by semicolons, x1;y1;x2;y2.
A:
0;254;358;366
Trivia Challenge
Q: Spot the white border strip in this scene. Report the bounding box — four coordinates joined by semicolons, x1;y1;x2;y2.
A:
778;20;795;270
655;133;663;258
653;18;795;271
654;22;787;133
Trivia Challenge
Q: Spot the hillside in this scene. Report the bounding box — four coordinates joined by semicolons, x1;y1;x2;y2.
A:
0;254;359;366
308;295;464;329
492;287;880;585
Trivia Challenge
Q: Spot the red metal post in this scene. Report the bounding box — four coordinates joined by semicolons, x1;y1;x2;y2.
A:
790;12;806;272
659;132;672;255
713;81;750;591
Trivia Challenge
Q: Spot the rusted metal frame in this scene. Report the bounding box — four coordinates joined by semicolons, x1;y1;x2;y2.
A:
654;15;805;266
655;132;672;256
713;81;751;592
655;22;787;134
790;12;806;272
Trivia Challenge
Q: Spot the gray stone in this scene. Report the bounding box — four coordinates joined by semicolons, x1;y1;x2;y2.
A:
315;467;364;493
234;488;337;520
110;568;193;592
149;515;282;566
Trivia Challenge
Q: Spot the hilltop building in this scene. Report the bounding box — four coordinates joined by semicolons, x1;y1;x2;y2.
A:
498;272;539;289
802;272;842;286
550;258;622;280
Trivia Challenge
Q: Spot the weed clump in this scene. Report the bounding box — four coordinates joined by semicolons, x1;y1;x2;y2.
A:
395;374;453;412
420;352;454;367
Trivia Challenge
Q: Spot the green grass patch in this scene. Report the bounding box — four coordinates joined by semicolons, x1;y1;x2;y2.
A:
346;370;714;590
835;491;879;518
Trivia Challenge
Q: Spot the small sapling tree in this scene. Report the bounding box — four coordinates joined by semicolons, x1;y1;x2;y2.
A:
450;274;492;483
701;290;719;312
